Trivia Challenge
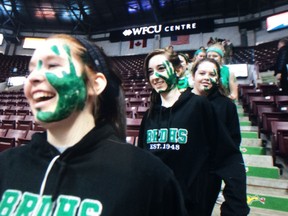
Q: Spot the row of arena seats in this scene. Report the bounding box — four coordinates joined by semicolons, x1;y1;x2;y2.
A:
125;97;150;107
0;113;44;151
126;106;149;119
0;117;142;150
238;83;288;165
0;128;41;151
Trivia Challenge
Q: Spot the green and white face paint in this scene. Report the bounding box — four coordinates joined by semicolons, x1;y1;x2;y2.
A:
154;60;177;93
204;69;218;93
36;44;87;123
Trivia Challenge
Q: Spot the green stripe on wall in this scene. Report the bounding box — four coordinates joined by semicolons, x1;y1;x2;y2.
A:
245;166;280;179
247;193;288;212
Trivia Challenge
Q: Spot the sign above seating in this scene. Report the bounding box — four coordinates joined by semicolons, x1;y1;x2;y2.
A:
109;19;214;42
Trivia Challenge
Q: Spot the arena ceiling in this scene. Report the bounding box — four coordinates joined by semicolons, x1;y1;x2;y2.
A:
0;0;287;36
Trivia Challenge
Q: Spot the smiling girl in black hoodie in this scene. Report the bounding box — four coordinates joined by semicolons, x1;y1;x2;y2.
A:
0;35;188;216
191;58;250;216
138;46;216;215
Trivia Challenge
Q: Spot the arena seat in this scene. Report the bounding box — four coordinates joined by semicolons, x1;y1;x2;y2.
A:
270;121;288;164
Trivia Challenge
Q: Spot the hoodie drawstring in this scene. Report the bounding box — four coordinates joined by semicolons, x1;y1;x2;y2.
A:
39;155;60;196
32;155;60;216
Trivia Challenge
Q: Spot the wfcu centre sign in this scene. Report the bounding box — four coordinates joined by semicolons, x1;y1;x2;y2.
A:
109;19;214;42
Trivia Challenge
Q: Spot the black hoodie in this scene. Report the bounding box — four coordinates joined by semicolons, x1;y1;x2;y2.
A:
138;88;216;214
207;89;244;168
0;123;188;216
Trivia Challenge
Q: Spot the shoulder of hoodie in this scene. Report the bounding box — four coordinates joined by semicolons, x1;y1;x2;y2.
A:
105;136;174;168
0;144;32;169
0;132;175;180
183;88;212;106
209;92;237;110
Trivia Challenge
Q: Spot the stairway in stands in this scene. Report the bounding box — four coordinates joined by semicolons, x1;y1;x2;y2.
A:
212;104;288;216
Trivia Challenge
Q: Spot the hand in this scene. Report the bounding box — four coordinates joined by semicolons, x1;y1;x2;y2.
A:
155;60;177;86
276;73;282;80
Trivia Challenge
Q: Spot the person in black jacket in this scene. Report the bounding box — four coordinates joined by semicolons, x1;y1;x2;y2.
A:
0;34;188;216
275;38;288;95
138;46;217;215
192;58;250;216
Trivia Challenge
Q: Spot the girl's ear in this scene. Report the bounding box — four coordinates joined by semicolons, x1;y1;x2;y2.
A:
87;72;107;96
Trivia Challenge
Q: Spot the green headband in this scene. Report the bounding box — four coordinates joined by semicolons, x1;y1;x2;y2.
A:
195;49;204;56
207;47;224;57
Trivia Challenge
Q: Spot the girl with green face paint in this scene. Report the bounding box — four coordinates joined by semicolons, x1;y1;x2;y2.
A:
191;58;249;216
152;60;178;93
36;44;87;123
140;47;220;215
4;35;189;216
192;58;226;97
144;46;183;108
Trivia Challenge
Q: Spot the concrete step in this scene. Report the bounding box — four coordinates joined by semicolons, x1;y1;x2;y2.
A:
241;138;262;147
246;207;288;216
248;185;287;197
243;155;274;167
247;176;288;190
239;116;250;121
241;126;258;132
212;178;288;215
212;204;288;216
240;146;266;155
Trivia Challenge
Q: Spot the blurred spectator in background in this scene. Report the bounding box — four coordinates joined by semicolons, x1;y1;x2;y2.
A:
274;37;288;95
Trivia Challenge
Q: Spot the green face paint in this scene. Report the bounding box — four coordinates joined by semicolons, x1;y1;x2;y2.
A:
204;69;218;93
37;60;43;71
155;60;177;93
36;44;87;123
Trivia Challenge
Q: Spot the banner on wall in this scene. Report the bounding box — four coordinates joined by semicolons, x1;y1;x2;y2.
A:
109;19;214;42
129;39;147;49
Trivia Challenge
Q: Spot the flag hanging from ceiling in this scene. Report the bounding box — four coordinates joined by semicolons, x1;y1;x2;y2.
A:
129;39;147;49
170;35;190;45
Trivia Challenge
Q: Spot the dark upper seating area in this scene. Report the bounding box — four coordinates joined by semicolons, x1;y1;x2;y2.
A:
0;54;31;82
110;54;146;81
233;40;278;72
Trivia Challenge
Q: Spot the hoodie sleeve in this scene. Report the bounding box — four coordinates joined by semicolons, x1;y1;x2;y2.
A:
138;111;149;149
227;102;241;147
200;97;218;155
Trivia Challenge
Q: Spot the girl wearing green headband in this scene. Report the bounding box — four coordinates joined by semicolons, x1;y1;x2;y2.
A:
207;44;238;100
190;48;206;77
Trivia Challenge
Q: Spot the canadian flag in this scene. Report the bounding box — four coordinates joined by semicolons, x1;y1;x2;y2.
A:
129;39;147;49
